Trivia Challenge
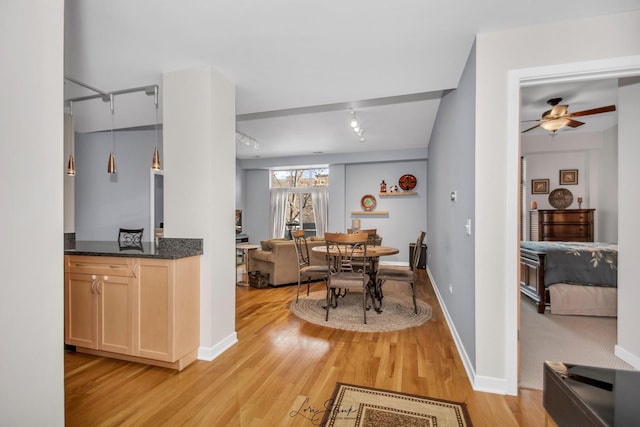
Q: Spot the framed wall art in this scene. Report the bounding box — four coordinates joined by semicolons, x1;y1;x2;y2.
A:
531;179;549;194
560;169;578;185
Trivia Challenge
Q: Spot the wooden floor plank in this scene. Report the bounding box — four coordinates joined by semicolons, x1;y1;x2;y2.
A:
65;270;545;426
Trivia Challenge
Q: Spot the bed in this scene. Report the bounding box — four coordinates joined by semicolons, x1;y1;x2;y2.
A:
520;241;618;315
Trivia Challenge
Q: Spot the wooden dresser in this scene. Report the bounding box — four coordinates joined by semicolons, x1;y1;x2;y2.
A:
529;209;595;242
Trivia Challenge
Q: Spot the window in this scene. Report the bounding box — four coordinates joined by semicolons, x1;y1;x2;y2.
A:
270;168;329;239
271;168;329;188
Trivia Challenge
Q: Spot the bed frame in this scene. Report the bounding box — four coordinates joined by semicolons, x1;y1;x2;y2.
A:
520;248;548;313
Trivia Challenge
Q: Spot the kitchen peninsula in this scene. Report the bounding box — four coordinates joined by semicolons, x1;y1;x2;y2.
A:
64;238;203;370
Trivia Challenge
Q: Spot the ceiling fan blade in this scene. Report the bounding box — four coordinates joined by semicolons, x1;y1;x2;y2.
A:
566;119;584;128
521;124;541;133
570;105;616;117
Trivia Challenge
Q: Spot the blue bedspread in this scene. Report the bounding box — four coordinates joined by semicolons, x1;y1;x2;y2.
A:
520;241;617;287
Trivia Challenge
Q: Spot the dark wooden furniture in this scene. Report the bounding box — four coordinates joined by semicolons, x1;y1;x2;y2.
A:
530;209;595;242
520;247;547;313
543;361;640;426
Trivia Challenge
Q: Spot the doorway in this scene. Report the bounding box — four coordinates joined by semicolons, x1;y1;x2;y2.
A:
505;56;640;394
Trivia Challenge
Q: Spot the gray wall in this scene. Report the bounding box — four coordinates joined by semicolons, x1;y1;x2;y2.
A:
241;152;427;264
75;129;162;241
427;42;477;368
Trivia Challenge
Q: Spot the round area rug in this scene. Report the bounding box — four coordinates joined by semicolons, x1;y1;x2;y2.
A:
290;290;432;332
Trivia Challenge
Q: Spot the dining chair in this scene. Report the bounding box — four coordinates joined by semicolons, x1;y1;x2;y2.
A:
347;228;381;246
292;230;329;303
324;232;371;323
375;230;426;314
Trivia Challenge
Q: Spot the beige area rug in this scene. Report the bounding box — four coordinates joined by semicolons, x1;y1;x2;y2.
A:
519;297;634;390
321;383;473;426
289;284;432;332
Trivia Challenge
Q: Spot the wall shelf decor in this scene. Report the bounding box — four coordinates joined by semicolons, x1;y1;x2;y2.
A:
351;211;389;216
379;191;416;197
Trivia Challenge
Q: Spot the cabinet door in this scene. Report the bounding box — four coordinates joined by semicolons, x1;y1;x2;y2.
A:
98;274;135;355
136;259;174;361
65;273;98;349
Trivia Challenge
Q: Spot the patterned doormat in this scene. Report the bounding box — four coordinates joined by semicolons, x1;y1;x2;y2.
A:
321;383;473;426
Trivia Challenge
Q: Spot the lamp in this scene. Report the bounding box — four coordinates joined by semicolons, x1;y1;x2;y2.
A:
66;101;76;176
236;132;259;150
151;86;161;170
540;117;571;132
107;94;117;174
349;109;365;142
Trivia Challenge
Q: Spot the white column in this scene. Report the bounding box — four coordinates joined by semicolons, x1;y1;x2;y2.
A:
163;66;238;358
0;1;65;425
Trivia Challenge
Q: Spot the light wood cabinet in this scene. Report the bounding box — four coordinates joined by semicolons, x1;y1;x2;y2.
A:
65;254;200;370
65;256;134;354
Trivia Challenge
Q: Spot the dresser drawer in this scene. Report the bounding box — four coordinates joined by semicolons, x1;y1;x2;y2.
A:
540;211;591;224
65;255;134;277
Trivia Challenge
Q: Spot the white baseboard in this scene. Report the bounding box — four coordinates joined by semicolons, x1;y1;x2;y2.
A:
426;267;508;395
198;332;238;361
615;344;640;369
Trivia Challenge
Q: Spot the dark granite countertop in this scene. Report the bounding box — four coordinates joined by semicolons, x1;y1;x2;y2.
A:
65;238;203;260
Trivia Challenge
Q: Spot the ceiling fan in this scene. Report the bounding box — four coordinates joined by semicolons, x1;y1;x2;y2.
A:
521;97;616;133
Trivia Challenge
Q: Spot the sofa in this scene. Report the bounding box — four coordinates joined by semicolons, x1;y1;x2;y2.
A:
248;237;327;287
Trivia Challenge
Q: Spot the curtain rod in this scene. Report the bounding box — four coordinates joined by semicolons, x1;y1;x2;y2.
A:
64;75;158;105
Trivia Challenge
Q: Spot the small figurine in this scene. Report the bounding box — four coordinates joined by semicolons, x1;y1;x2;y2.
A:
380;180;387;193
389;185;399;193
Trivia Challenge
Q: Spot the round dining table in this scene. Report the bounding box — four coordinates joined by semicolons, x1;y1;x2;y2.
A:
312;244;399;312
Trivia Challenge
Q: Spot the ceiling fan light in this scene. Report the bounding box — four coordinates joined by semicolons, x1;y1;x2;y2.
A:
540;118;571;132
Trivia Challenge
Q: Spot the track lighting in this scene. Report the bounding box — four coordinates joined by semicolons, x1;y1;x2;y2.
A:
107;94;117;174
66;100;76;176
236;132;259;150
349;109;365;142
151;86;161;170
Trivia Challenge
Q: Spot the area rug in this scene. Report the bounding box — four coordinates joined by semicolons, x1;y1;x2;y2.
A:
321;383;473;426
289;287;432;332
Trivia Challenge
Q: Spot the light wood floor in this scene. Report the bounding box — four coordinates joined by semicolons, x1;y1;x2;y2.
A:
65;270;545;426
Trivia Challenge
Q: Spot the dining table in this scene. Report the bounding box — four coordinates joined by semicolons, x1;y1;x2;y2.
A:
312;244;399;313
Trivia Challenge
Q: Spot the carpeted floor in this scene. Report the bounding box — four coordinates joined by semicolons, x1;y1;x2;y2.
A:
289;282;432;332
519;297;634;390
321;383;472;426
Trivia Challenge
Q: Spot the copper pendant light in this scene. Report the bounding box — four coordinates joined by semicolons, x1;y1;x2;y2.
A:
151;86;161;170
67;100;76;176
107;94;117;174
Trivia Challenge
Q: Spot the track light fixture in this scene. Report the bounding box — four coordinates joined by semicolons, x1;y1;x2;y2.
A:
66;100;76;176
107;94;117;174
349;109;365;142
236;132;259;150
151;86;161;170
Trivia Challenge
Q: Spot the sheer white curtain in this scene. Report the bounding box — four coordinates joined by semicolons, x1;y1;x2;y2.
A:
311;187;328;238
270;188;289;239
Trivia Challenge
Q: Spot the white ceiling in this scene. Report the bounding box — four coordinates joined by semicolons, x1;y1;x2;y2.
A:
64;1;639;159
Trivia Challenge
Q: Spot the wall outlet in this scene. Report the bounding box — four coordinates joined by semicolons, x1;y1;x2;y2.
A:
448;283;453;294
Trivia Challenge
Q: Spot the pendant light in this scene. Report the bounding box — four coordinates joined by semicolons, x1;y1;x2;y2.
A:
107;93;117;174
151;86;161;170
66;101;76;176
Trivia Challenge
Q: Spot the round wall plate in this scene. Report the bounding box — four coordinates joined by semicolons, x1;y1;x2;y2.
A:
398;174;417;191
360;194;377;211
549;188;573;209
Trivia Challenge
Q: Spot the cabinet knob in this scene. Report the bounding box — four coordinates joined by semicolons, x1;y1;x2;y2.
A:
103;275;109;281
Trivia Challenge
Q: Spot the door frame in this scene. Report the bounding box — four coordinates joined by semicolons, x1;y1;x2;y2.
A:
505;55;640;395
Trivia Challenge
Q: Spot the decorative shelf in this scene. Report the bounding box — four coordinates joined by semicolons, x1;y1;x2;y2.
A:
351;211;389;215
379;191;417;197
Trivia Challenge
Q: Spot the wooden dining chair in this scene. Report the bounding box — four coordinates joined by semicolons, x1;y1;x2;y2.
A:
347;228;381;246
376;231;426;314
324;232;371;323
292;230;330;303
